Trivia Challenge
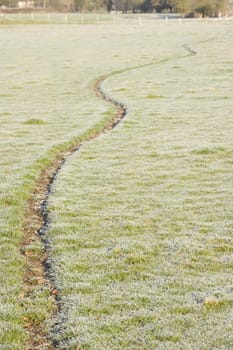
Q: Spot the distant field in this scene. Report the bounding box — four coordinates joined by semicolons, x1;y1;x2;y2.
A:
0;16;233;349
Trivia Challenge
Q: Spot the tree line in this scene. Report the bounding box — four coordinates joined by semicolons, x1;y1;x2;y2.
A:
72;0;230;16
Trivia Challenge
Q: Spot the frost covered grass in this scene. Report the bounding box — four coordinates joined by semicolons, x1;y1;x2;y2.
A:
0;21;171;347
1;18;233;348
48;22;233;349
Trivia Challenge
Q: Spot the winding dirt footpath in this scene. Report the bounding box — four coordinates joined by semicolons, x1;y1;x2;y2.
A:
20;44;197;349
20;76;127;349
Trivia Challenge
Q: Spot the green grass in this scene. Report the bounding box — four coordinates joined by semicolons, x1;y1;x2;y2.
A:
1;16;233;349
24;118;47;125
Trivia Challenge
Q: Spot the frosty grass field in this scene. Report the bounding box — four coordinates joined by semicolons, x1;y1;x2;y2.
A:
1;14;233;349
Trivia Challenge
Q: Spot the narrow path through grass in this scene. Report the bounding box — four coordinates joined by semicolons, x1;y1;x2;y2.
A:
20;34;191;347
21;38;196;346
21;75;127;348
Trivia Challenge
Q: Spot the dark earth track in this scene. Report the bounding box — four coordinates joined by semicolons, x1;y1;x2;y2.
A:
21;43;196;349
21;76;127;349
